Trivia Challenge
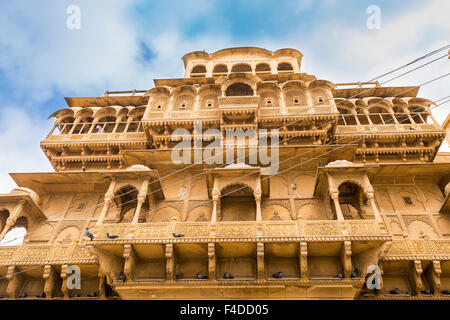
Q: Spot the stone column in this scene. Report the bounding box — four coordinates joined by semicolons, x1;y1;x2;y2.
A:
0;200;25;242
87;118;99;134
68;118;81;135
353;110;361;126
132;178;149;224
95;179;116;226
112;114;125;133
279;86;287;115
367;192;382;222
210;178;220;237
255;180;263;237
405;109;416;127
330;192;345;221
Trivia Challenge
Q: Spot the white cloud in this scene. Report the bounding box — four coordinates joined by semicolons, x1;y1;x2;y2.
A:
0;107;53;193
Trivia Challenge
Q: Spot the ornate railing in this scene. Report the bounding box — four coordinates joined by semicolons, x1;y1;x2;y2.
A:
0;243;96;265
91;219;386;240
385;239;450;259
218;96;259;109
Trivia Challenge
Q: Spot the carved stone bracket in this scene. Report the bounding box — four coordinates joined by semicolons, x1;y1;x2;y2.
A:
6;265;24;299
123;244;137;280
165;243;175;281
425;260;441;295
43;265;59;299
299;241;308;279
208;243;216;280
408;260;423;294
257;242;264;280
341;240;352;278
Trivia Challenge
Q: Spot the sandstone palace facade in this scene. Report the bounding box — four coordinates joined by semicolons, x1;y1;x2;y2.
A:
0;47;449;300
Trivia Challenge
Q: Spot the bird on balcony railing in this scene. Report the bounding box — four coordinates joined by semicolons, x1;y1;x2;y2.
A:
196;273;208;279
176;273;183;280
87;291;98;297
118;273;127;282
106;232;119;239
421;289;433;295
224;272;234;279
272;272;283;279
173;233;185;238
85;227;94;241
389;288;400;294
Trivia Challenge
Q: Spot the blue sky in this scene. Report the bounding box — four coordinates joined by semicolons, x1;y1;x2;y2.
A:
0;0;449;193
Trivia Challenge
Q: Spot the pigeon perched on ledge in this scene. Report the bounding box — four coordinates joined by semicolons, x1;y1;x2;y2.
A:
421;289;433;295
390;288;400;294
196;273;208;279
175;273;183;280
335;273;345;279
441;289;450;295
85;227;94;241
173;233;185;238
224;272;234;279
106;233;118;239
36;292;46;298
87;291;98;297
350;269;359;278
272;272;283;279
19;292;27;298
406;290;417;296
118;273;127;282
70;294;80;298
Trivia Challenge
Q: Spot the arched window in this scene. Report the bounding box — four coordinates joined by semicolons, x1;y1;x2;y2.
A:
220;184;255;221
368;106;394;125
393;106;411;124
255;63;271;73
337;108;357;125
96;116;116;133
226;83;253;96
58;117;75;134
408;106;427;124
212;64;228;74
113;185;139;223
277;62;293;71
191;65;206;75
231;64;252;73
332;182;371;220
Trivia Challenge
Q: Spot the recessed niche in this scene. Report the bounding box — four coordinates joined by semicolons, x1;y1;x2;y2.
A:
265;243;300;279
216;243;257;280
307;242;343;279
174;243;208;280
134;244;166;281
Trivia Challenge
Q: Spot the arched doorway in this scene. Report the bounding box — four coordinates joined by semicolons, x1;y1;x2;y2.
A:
335;182;370;220
220;184;256;221
226;83;253;96
113;185;139;223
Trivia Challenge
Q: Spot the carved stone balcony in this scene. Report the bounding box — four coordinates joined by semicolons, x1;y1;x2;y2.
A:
0;243;96;266
218;96;260;112
89;219;389;243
